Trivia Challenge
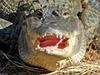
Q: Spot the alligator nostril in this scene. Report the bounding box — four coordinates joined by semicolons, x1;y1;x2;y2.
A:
52;11;59;17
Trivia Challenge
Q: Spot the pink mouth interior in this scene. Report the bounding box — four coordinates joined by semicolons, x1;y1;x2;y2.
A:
35;33;69;49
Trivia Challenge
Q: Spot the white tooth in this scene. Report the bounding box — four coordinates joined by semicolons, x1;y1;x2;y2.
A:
35;48;38;50
37;45;40;48
44;33;47;36
60;35;62;39
44;33;46;36
57;35;59;38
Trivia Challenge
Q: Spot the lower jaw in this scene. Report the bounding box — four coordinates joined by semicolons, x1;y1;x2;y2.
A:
23;50;65;71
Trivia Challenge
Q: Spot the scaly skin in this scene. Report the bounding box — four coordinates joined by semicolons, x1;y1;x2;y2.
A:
0;0;99;72
81;0;100;49
19;15;86;71
0;0;33;15
18;0;100;71
88;0;100;11
0;0;82;16
80;5;100;42
0;0;21;14
88;0;100;49
18;0;86;71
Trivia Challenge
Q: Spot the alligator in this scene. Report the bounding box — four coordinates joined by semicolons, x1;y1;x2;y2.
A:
0;0;100;72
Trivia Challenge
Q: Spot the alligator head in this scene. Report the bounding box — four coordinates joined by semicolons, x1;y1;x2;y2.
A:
18;0;86;71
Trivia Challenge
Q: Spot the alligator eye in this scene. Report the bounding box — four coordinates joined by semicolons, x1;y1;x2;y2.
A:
63;11;70;18
63;12;68;16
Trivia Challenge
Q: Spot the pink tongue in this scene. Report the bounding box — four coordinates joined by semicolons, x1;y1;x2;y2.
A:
38;35;60;47
40;40;59;47
35;34;68;49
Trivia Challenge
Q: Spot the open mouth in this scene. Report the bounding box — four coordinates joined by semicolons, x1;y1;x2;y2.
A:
34;31;78;56
35;32;69;49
